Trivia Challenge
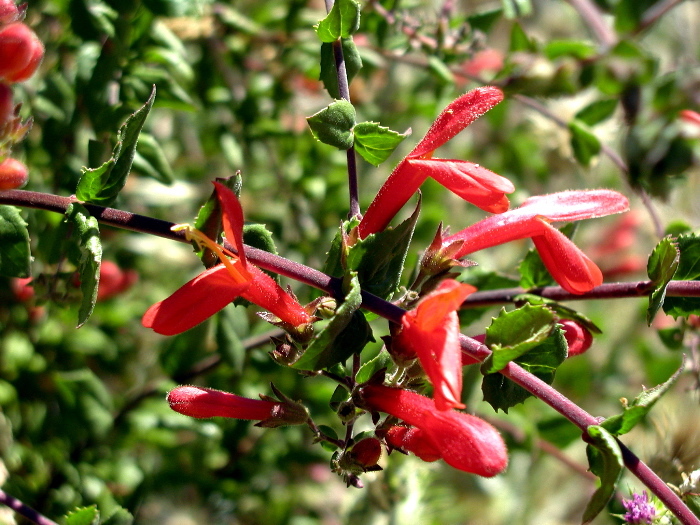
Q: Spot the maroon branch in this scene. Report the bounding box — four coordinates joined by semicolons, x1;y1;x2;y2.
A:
1;189;699;524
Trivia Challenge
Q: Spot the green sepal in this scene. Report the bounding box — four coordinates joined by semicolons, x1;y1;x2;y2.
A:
307;100;356;150
482;322;567;412
64;505;100;525
481;304;556;374
64;203;102;328
292;272;373;371
353;121;411;166
569;119;601;166
583;426;623;524
0;205;31;278
646;236;679;324
320;38;363;99
600;363;683;436
315;0;361;43
76;86;156;206
662;233;700;319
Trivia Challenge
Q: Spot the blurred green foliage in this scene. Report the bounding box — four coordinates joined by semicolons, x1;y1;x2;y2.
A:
2;0;700;523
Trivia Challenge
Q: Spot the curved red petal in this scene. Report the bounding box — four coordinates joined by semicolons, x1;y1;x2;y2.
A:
410;87;504;158
241;265;311;327
422;410;508;477
213;181;247;265
532;221;603;294
519;190;629;222
358;160;429;239
142;265;250;335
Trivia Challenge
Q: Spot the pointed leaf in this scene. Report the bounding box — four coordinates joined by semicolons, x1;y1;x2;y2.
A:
320;38;363;99
132;132;174;184
482;326;567;412
646;236;679;324
482;304;556;374
64;505;100;525
356;350;392;384
662;233;700;319
76;86;156;206
353;121;411;166
569;119;601;166
64;203;102;328
0;205;30;278
307;100;356;150
346;198;420;299
601;363;683;436
315;0;361;42
583;426;623;524
293;272;373;370
575;99;618;126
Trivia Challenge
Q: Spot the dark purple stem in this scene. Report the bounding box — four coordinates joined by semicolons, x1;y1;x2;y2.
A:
2;189;699;523
0;489;59;525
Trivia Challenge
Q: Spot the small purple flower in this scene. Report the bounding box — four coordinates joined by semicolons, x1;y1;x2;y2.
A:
622;491;656;524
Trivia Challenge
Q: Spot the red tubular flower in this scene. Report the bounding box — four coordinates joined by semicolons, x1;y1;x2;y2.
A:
168;386;277;420
441;190;630;294
358;87;513;239
384;425;442;462
143;182;312;336
360;385;508;477
394;280;475;410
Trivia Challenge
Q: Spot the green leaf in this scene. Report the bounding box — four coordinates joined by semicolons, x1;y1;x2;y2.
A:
353;121;411;166
345;198;420;299
509;22;536;52
76;86;156;206
0;206;30;278
569;119;601;166
583;426;623;524
102;507;134;525
323;217;360;279
315;0;361;42
132;133;174;184
356;350;392;384
601;363;683;436
614;0;660;33
307;100;356;150
64;505;100;525
467;8;503;33
64;204;102;328
482;325;567;412
646;236;679;324
544;40;597;60
427;56;455;85
514;294;602;334
293;272;373;370
320;38;363;99
575;99;618;126
215;307;247;374
481;304;556;374
662;234;700;319
518;248;554;289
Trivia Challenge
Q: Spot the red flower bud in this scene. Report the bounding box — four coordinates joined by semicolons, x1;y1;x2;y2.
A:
0;23;44;82
97;260;138;301
167;386;278;420
0;157;28;189
560;319;593;357
350;438;382;469
10;276;33;302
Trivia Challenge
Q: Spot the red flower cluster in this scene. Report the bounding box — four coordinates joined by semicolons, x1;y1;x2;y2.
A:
0;1;44;191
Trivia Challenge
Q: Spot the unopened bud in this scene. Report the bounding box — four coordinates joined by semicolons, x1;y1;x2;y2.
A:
560;319;593;357
0;157;27;189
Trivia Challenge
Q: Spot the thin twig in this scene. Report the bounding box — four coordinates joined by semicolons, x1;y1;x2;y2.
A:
0;489;59;525
564;0;616;49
